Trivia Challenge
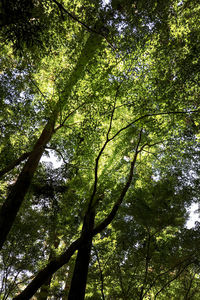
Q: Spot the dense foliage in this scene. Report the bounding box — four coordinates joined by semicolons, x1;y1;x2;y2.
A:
0;0;200;299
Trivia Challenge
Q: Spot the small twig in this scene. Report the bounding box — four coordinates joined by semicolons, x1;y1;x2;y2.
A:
29;78;47;100
143;256;195;298
142;149;160;160
154;262;193;299
52;0;100;35
45;146;68;165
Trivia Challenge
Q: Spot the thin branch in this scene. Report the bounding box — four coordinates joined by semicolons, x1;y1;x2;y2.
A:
93;129;143;235
108;109;200;143
52;0;100;35
87;86;120;211
142;149;161;161
0;151;31;179
184;271;196;299
154;262;193;299
142;255;194;298
93;244;105;300
54;102;86;132
4;269;21;299
29;78;47;100
52;0;116;50
45;146;68;165
106;86;120;139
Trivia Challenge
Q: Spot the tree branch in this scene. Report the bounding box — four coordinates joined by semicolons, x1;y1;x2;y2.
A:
52;0;115;50
93;129;143;235
154;262;193;299
54;102;86;132
87;85;119;211
13;237;82;300
109;109;199;142
52;0;100;35
0;151;31;179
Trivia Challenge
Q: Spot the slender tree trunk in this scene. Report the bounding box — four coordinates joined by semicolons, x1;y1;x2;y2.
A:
68;210;95;300
68;238;93;300
93;245;105;300
0;31;103;250
0;116;57;250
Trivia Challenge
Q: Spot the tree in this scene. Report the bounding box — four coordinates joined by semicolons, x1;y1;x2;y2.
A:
0;0;200;299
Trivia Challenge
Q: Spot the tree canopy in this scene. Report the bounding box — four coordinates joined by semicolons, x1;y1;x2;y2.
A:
0;0;200;299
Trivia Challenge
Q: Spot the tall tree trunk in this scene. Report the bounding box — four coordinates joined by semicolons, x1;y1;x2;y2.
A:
0;31;103;250
68;210;95;300
0;116;57;250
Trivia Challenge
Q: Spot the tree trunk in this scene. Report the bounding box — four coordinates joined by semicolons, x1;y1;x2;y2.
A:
13;238;82;300
0;116;57;250
68;210;95;300
36;275;52;300
0;31;103;250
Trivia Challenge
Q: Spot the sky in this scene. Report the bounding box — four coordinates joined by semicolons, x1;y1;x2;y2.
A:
186;202;199;229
